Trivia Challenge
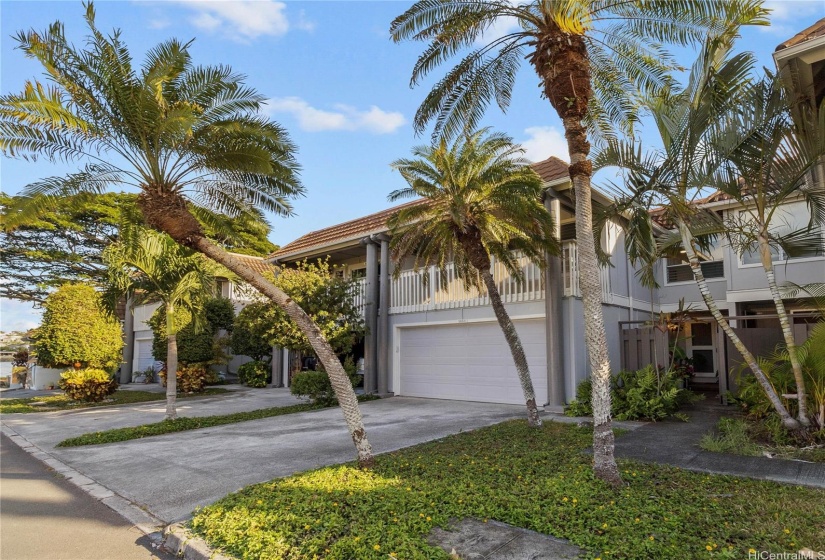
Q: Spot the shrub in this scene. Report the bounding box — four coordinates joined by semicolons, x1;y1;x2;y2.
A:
35;283;123;370
59;368;118;402
565;365;696;421
291;368;358;406
238;360;269;388
159;363;208;393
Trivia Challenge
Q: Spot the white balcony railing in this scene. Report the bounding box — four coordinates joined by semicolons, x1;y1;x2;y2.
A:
351;277;367;316
389;251;544;314
562;241;612;303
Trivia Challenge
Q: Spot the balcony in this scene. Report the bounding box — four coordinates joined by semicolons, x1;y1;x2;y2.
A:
561;241;612;303
388;251;545;314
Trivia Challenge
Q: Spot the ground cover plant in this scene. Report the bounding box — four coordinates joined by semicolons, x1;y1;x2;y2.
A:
191;420;825;560
0;388;227;414
56;395;378;447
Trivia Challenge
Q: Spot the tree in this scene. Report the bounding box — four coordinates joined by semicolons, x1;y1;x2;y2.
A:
389;0;767;485
1;192;276;304
0;3;374;466
105;227;216;419
712;74;825;427
595;36;801;429
0;192;125;303
232;260;365;360
387;129;556;427
35;282;123;371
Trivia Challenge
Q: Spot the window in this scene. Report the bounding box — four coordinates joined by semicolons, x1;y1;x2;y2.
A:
350;267;367;279
738;201;823;266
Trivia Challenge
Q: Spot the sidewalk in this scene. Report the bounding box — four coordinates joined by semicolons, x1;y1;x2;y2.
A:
612;401;825;489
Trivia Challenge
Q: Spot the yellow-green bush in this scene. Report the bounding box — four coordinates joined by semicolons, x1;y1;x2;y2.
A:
59;368;118;402
159;363;208;393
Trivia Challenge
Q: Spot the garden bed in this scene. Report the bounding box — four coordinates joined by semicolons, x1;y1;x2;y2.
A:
0;388;228;414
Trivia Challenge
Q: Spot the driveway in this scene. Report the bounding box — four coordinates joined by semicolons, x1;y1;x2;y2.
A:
2;390;525;522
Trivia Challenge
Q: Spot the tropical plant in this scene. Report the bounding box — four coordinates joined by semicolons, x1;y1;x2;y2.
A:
105;227;216;419
34;282;123;370
390;0;768;486
59;367;117;402
149;297;234;366
231;303;276;363
712;74;825;426
0;3;373;465
387;129;556;427
595;36;802;429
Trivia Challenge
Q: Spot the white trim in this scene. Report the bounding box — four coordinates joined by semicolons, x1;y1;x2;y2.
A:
773;35;825;62
606;295;660;314
664;277;727;287
658;301;730;313
738;255;825;269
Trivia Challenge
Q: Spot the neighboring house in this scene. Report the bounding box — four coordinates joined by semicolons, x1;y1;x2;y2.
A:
268;156;655;409
122;252;273;382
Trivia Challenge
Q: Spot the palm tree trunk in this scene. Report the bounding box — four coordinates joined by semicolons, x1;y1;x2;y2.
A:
138;194;374;468
479;269;542;427
758;233;809;426
678;221;799;429
531;30;622;487
566;140;622;488
165;303;177;421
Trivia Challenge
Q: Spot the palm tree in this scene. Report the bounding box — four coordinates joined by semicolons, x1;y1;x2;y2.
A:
712;75;825;427
0;3;374;466
105;227;216;420
387;129;557;427
390;0;768;485
595;36;802;429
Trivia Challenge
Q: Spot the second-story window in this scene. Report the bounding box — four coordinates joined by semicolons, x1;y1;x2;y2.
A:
738;201;823;266
666;255;724;283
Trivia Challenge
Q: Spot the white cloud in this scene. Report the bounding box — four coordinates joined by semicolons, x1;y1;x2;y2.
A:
0;299;41;333
518;126;568;163
148;18;171;30
760;1;823;35
175;0;295;42
295;9;316;32
264;97;406;134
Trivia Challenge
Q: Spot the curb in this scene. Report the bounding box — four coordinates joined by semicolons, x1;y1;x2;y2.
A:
164;523;234;560
0;423;235;558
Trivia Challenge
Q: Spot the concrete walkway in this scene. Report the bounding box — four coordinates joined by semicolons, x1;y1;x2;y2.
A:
613;401;825;488
1;390;528;522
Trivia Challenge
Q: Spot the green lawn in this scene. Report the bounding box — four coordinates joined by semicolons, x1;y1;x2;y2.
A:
0;388;228;414
191;421;825;560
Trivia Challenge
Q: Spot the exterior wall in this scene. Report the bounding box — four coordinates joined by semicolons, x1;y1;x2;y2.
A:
657;258;729;311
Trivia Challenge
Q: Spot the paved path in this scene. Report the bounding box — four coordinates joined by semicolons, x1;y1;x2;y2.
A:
2;391;527;522
613;402;825;488
0;433;176;560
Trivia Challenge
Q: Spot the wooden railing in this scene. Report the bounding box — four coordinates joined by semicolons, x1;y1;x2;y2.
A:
389;251;544;314
562;241;612;303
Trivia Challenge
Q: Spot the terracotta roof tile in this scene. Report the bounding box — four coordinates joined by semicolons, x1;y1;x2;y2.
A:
532;156;569;183
775;17;825;51
271;157;571;260
229;253;276;275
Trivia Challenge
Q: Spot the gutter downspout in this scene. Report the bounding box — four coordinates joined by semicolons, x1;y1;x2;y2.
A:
121;295;134;384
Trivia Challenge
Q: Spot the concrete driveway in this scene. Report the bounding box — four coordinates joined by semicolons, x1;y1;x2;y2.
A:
2;389;525;522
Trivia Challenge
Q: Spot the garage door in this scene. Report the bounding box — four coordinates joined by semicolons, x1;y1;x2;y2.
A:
135;339;156;372
399;319;547;405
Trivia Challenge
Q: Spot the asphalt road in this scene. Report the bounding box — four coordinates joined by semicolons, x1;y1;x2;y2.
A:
0;433;175;560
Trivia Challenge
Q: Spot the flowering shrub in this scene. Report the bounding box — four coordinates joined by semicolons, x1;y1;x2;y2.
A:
238;360;269;388
159;363;208;393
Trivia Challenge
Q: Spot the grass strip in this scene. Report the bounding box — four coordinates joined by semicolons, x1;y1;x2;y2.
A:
191;420;825;560
0;388;228;414
56;395;377;447
57;402;326;447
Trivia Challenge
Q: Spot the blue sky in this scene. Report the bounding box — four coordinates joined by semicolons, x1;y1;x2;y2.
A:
1;0;823;331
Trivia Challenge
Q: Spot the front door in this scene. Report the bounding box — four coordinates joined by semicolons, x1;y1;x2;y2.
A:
687;322;717;391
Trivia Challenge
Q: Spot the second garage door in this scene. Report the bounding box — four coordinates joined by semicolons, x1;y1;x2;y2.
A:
398;318;547;405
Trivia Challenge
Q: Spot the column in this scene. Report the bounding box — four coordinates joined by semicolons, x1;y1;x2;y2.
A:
270;346;283;388
362;237;379;394
121;295;134;384
545;196;566;409
377;234;391;395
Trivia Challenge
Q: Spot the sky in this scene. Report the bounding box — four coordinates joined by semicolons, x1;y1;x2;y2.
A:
1;0;823;332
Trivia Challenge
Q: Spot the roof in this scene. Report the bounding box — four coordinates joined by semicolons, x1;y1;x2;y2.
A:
649;190;735;228
229;253;276;275
775;17;825;51
270;156;571;260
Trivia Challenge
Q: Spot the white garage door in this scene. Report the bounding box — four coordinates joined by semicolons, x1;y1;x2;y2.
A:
399;319;547;405
135;339;155;372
